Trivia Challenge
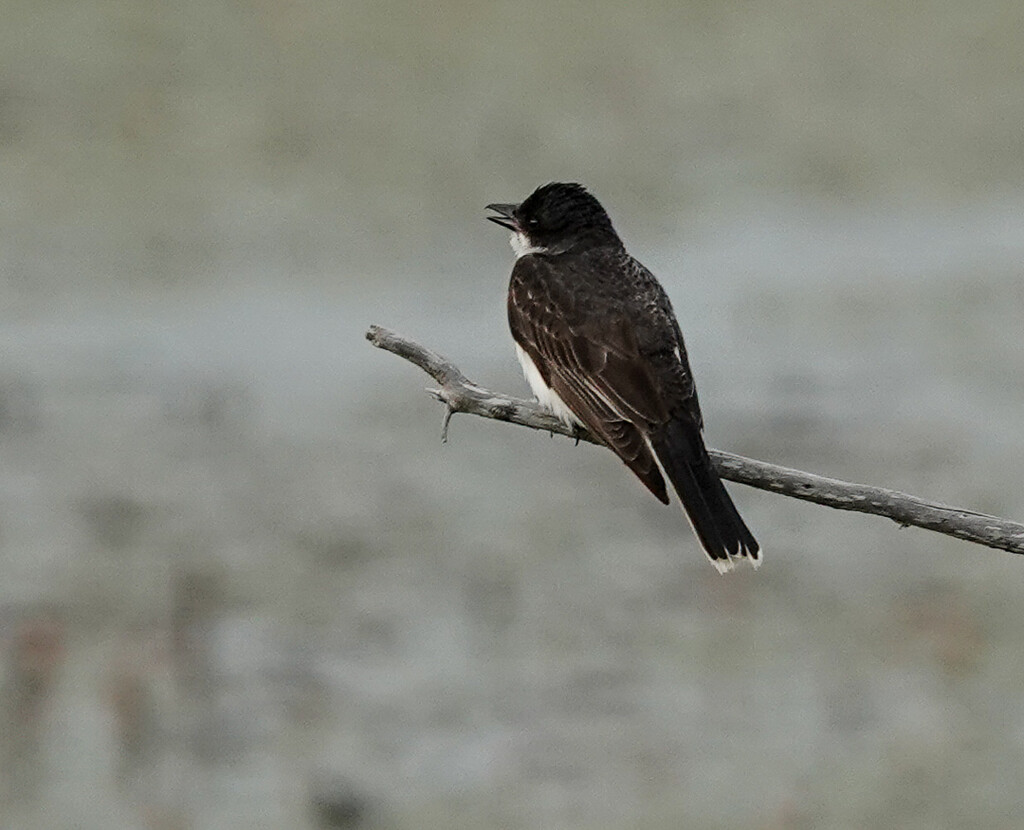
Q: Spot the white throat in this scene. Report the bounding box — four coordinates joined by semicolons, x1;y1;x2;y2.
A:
509;232;547;259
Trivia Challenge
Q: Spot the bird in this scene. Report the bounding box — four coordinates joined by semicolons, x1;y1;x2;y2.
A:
486;182;760;572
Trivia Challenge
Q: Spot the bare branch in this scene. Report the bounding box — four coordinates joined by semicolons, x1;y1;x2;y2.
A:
366;325;1024;557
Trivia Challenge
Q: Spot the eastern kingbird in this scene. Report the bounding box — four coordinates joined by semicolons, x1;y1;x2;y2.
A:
486;182;761;572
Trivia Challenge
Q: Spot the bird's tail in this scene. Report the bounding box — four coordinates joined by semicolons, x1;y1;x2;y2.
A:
650;418;761;573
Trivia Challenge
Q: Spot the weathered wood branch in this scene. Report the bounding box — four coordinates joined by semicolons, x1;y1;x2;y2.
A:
366;324;1024;557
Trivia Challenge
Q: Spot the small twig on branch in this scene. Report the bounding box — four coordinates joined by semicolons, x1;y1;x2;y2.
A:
366;324;1024;557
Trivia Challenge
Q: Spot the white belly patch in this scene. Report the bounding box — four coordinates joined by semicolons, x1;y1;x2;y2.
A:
515;344;582;427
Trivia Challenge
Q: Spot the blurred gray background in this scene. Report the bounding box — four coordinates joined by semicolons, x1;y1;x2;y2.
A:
1;1;1023;828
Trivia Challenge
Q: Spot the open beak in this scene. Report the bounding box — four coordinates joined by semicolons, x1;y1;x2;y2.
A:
485;202;520;232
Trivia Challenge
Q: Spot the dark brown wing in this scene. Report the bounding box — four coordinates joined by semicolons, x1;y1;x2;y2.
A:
623;256;704;432
507;255;671;503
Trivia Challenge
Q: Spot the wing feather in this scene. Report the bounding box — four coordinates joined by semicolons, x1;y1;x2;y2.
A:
508;256;671;503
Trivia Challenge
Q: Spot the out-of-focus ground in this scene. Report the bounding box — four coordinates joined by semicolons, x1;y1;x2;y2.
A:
1;2;1023;828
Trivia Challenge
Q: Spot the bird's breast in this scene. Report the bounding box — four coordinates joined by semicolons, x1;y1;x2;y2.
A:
514;343;582;427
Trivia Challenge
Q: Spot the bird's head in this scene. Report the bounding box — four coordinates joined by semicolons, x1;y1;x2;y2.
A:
486;182;619;258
